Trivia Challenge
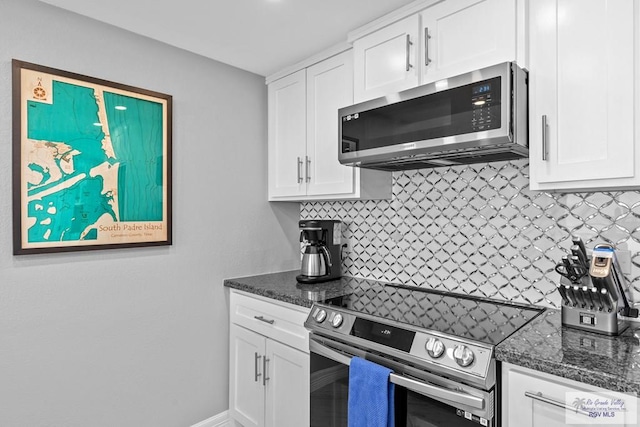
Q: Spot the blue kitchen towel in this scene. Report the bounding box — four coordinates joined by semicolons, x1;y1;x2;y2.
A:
347;356;395;427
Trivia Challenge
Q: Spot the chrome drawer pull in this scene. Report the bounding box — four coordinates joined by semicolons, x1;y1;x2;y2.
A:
254;315;275;325
525;391;590;416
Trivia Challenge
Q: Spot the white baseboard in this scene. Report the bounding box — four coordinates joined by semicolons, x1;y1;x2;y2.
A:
191;410;230;427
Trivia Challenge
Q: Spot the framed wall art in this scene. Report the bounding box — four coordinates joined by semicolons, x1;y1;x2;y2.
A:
12;60;172;254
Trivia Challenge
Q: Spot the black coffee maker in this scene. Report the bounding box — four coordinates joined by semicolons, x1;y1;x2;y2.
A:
296;219;342;284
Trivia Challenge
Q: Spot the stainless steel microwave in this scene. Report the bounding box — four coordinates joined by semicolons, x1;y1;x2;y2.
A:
338;62;528;171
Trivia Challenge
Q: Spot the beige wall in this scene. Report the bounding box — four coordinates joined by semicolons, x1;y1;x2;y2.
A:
0;1;300;425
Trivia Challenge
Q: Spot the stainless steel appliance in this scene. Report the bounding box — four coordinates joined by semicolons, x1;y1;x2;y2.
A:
305;283;543;426
296;220;342;284
555;238;638;335
338;62;528;171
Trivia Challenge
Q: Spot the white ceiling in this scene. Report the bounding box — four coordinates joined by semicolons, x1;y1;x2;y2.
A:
39;0;418;77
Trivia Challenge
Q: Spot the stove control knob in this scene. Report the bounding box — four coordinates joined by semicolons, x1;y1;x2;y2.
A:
453;345;475;367
425;337;445;359
315;309;327;323
331;313;343;328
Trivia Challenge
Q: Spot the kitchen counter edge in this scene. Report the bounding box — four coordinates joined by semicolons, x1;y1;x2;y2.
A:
224;271;640;395
495;308;640;394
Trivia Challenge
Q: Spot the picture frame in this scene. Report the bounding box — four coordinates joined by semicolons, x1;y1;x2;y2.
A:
12;59;172;254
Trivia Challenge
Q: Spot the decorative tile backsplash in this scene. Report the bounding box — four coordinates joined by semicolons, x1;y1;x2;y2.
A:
301;160;640;308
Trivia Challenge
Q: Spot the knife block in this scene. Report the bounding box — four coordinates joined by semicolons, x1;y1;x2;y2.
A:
558;275;629;335
561;304;628;336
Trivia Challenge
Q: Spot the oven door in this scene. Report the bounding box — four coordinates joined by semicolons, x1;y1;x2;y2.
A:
310;336;494;427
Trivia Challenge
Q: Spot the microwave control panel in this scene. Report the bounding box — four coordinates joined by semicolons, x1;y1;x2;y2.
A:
471;83;494;132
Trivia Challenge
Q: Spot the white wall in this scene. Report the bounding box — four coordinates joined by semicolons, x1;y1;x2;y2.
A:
0;1;300;426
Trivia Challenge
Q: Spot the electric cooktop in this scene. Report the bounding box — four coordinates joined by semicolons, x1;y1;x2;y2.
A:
305;281;544;389
322;283;543;346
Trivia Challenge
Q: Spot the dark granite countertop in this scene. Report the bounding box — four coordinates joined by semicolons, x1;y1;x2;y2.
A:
496;309;640;393
224;271;640;394
223;270;383;308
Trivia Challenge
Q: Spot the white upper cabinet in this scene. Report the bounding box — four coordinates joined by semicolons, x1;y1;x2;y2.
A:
352;14;421;103
268;70;307;198
420;0;517;84
528;0;640;191
352;0;519;103
267;48;391;202
305;53;357;197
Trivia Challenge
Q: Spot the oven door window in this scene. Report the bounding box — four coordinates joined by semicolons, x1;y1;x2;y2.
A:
310;351;491;427
310;352;349;427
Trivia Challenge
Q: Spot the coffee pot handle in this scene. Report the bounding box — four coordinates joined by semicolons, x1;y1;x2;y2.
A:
320;246;332;273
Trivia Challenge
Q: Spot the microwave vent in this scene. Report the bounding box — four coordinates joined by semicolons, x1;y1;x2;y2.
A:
356;145;527;172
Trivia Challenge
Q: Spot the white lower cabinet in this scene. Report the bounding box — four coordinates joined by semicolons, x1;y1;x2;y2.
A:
229;291;310;427
502;363;638;427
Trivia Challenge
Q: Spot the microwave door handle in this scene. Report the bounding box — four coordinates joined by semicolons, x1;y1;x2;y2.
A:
309;339;484;410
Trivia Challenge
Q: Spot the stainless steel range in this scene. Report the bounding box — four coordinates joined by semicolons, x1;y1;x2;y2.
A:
305;283;543;427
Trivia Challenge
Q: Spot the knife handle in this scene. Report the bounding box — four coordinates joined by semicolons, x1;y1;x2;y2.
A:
573;285;586;308
557;284;570;306
570;245;588;269
582;286;595;310
600;288;614;312
571;235;588;260
564;285;577;307
590;287;603;311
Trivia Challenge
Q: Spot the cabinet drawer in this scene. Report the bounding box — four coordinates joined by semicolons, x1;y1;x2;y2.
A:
230;290;310;353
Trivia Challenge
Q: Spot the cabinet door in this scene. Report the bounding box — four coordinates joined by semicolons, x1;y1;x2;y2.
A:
264;339;310;427
268;69;307;198
420;0;516;84
230;325;266;427
529;0;637;190
306;51;355;197
503;364;635;427
353;14;420;103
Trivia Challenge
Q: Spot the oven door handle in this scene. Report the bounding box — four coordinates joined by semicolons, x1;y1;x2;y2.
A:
309;339;485;410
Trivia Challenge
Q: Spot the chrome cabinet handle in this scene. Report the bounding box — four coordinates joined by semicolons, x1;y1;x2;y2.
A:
541;115;548;161
254;352;262;382
406;34;413;71
254;315;275;325
525;391;590;416
263;357;270;386
305;156;311;183
297;157;303;183
424;27;431;66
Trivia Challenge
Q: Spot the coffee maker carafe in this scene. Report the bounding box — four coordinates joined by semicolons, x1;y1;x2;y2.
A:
296;220;342;284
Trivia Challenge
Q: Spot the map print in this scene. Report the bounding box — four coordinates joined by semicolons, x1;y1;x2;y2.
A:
18;66;169;251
